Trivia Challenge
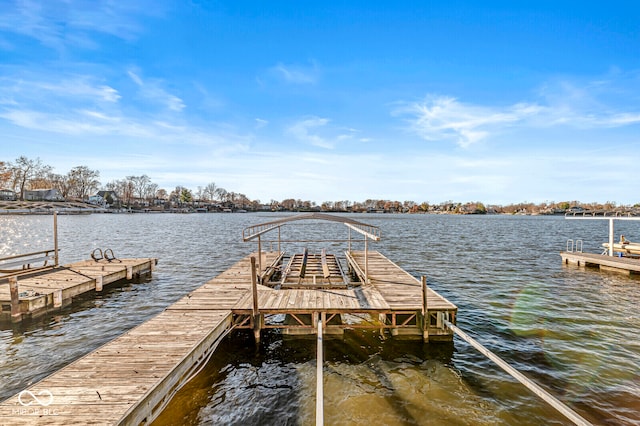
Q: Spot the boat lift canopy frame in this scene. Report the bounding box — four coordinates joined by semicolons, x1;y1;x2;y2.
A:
242;213;380;283
565;211;640;257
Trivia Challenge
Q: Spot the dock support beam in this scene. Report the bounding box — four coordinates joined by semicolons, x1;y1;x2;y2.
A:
316;319;324;426
9;277;21;322
251;257;261;344
421;276;429;342
445;320;592;426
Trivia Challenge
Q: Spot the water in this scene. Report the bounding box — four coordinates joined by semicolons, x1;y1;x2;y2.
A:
1;213;639;425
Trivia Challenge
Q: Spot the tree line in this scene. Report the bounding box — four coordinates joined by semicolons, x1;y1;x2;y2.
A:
1;156;638;213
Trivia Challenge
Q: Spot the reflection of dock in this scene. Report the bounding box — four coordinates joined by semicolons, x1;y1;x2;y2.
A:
0;214;457;425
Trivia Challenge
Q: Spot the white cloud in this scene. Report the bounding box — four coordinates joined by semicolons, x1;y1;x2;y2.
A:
398;81;640;148
0;0;163;50
255;118;268;128
286;117;367;149
271;62;319;84
396;96;538;148
127;69;185;112
287;117;334;149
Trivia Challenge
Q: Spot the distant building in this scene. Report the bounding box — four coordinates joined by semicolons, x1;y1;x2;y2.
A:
88;195;106;207
24;189;64;201
0;189;17;201
95;191;119;207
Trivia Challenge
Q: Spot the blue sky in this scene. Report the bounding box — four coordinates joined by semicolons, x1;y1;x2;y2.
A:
1;0;639;204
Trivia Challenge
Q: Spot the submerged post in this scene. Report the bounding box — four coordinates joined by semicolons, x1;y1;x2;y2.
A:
250;257;261;344
316;319;324;426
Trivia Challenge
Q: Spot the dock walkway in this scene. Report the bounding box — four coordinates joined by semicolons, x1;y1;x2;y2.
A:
0;250;456;425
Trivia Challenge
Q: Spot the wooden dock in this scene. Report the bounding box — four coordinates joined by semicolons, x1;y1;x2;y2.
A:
560;251;640;275
0;214;458;425
0;258;157;322
562;213;640;276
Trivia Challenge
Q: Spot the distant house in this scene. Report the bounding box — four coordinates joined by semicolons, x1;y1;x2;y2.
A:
88;195;106;207
0;189;17;201
24;189;64;201
95;191;119;207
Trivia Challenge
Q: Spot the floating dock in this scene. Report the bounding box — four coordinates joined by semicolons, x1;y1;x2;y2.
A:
561;213;640;276
0;214;457;425
0;257;157;323
560;251;640;275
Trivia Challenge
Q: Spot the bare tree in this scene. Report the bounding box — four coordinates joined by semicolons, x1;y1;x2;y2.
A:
203;182;217;202
214;187;227;203
9;156;52;200
127;175;151;203
68;166;100;200
0;161;9;188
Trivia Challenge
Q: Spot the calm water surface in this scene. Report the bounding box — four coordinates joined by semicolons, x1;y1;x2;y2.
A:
1;213;639;425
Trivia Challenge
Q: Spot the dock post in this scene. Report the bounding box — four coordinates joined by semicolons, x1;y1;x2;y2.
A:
9;277;21;322
95;275;103;291
608;218;614;256
53;211;59;267
251;257;261;344
421;276;429;342
316;319;324;426
53;289;63;308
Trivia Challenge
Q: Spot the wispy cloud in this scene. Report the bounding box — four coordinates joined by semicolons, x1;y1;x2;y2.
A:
395;96;540;148
288;117;333;148
270;61;320;84
127;70;185;112
0;0;163;51
397;76;640;148
255;118;268;128
286;117;366;149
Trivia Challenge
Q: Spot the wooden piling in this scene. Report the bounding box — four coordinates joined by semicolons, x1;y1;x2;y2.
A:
316;319;324;426
421;276;429;342
251;256;261;344
9;276;21;322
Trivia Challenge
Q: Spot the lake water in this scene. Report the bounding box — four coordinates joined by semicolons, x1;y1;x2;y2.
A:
1;213;639;425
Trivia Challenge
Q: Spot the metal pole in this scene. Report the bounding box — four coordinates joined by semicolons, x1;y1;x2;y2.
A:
54;211;59;267
348;228;351;252
316;319;324;426
258;235;262;274
608;218;614;257
445;320;592;426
